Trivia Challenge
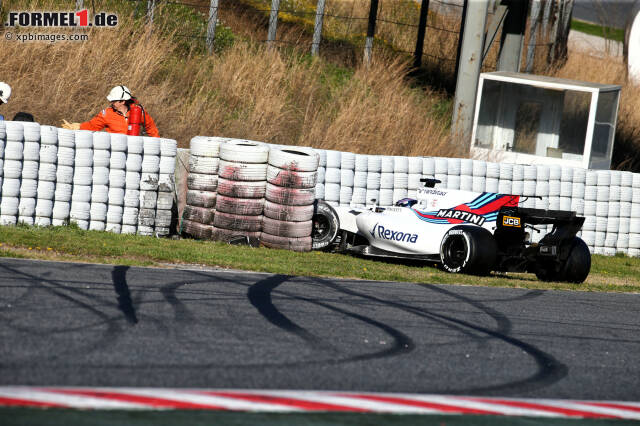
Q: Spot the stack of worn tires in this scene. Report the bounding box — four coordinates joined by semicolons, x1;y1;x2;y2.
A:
1;122;25;225
52;128;75;227
155;138;177;236
35;125;58;227
182;136;222;239
138;136;159;236
106;134;127;233
212;140;269;241
70;130;93;230
260;146;319;252
89;132;110;231
121;136;142;235
17;122;41;225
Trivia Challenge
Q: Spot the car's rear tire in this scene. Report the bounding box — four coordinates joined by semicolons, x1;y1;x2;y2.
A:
440;225;497;275
311;200;339;250
535;237;591;283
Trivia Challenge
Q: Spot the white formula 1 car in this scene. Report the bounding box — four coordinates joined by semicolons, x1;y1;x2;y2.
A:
311;178;590;283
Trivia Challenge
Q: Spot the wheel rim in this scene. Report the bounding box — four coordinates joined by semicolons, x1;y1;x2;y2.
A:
312;214;330;241
443;234;468;269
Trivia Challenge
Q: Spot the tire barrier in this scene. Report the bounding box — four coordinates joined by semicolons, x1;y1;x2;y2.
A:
0;121;177;237
182;136;225;239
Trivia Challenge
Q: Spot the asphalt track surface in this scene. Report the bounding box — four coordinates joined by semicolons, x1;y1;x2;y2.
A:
0;257;639;403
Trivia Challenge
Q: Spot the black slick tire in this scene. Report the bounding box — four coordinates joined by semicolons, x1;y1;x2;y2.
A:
311;200;339;250
440;225;497;276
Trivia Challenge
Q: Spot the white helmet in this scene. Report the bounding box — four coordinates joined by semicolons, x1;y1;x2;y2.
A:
0;82;11;104
106;85;132;102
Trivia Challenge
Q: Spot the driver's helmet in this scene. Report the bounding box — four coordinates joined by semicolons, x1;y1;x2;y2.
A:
395;198;417;208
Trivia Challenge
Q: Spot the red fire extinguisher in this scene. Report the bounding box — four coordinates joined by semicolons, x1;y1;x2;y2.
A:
127;102;143;136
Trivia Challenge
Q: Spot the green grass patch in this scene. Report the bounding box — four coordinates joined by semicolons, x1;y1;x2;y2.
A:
571;19;625;42
0;225;638;293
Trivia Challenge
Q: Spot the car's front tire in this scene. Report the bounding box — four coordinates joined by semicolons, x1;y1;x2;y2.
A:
311;200;339;250
440;225;497;276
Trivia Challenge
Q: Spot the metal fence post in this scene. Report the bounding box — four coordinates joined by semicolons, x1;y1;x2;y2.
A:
75;0;84;10
451;0;490;145
147;0;156;26
525;0;541;72
413;0;430;69
267;0;280;48
363;0;379;65
206;0;220;54
497;0;529;72
311;0;326;56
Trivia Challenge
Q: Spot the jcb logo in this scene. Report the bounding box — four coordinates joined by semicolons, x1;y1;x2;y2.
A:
503;216;521;227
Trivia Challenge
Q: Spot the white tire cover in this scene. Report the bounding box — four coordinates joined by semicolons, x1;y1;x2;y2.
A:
106;205;124;223
393;173;408;189
498;180;512;195
57;146;75;166
105;222;122;233
183;205;215;225
20;179;38;198
265;183;315;206
18;216;35;226
4;122;24;141
91;185;109;203
126;172;142;189
37;181;56;200
57;128;75;148
73;167;93;185
325;150;341;168
187;173;218;191
158;174;174;192
381;156;394;173
339;186;353;205
2;160;22;179
156;192;173;210
315;149;327;167
74;130;93;149
189;155;220;175
221;139;271;164
155;209;173;227
4;141;24;160
314;183;325;199
460;175;474;191
89;221;107;231
35;216;52;227
355;154;368;172
340;169;354;187
52;201;71;219
70;201;91;221
126;154;143;172
190;136;227;157
2;178;21;197
266;165;317;189
23;142;40;161
393;156;409;174
216;178;266;198
536;165;551;181
90;203;108;221
610;170;622;186
218;160;267;182
110;133;128;152
186;190;217;208
351;187;367;204
54;183;73;201
379;188;393;206
109;151;127;169
0;215;18;225
215;195;264;215
408;157;423;174
259;232;312;252
472;160;487;177
108;187;125;205
549;180;562;197
324;183;340;201
124;189;141;207
22;122;41;142
367;155;382;173
137;208;156;227
262;200;313;222
141;155;161;173
72;185;92;202
0;196;20;215
119;224;137;234
122;207;139;225
486;162;500;179
324;167;341;184
140;172;159;191
39;144;58;164
380;172;394;189
109;169;127;188
585;171;598;186
486;178;499;193
213;211;263;232
127;136;144;154
93;132;111;150
262;216;312;238
366;172;381;189
92;167;110;186
21;161;39;180
354;171;367;188
143;137;161;156
160;138;178;157
18;197;36;216
40;125;58;145
159;156;176;174
140;190;158;209
340;152;356;170
268;146;319;172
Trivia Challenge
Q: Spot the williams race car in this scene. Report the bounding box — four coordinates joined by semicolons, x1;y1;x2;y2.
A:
311;178;590;283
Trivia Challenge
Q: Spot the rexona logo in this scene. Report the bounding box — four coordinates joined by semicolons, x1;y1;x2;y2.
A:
6;10;118;27
502;216;522;227
369;223;418;243
436;209;486;225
